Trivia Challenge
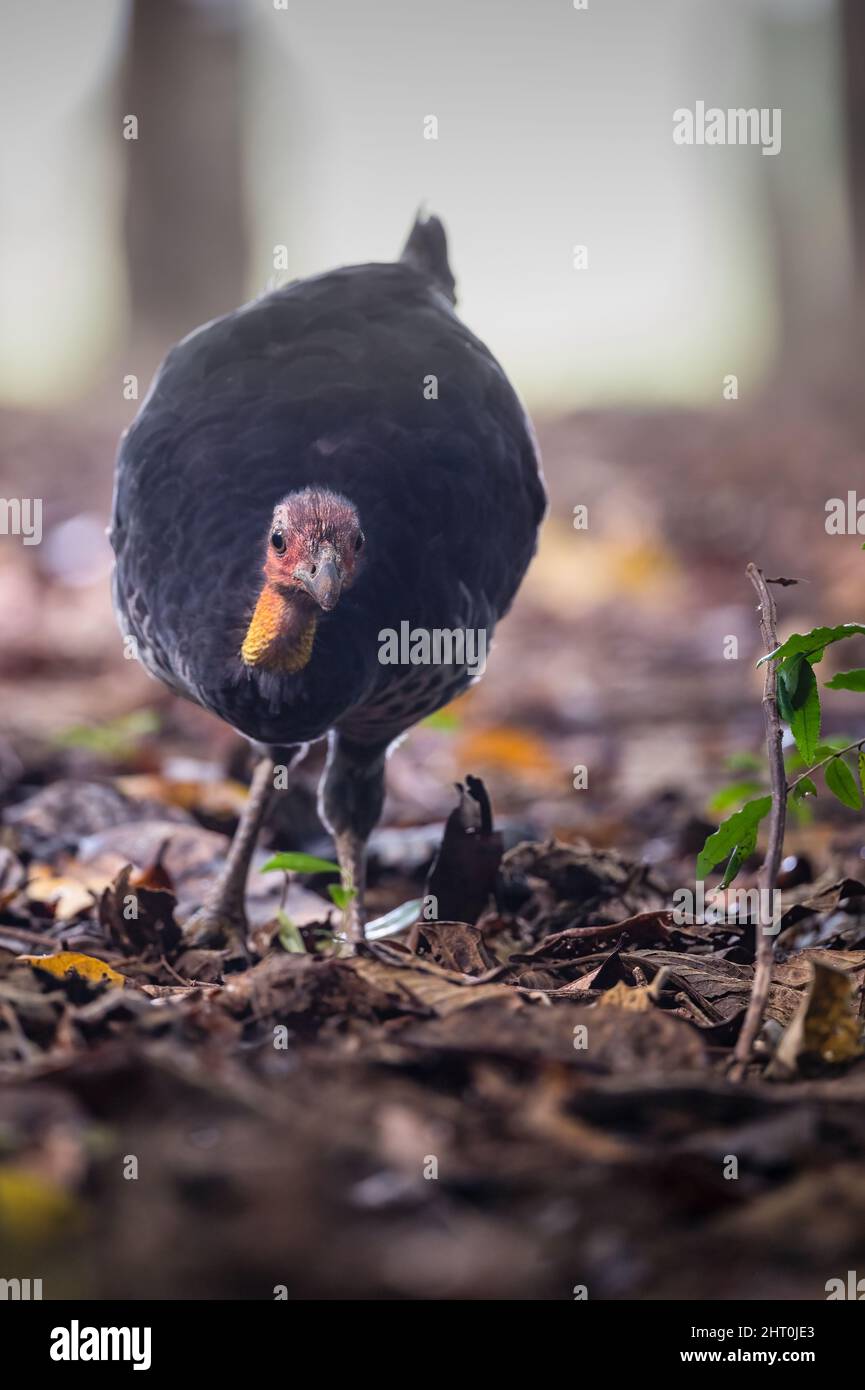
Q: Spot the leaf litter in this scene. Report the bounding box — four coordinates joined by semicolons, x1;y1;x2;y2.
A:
2;769;865;1300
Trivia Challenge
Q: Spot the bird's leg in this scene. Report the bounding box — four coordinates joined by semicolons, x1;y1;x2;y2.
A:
320;733;388;946
333;830;366;943
182;755;276;949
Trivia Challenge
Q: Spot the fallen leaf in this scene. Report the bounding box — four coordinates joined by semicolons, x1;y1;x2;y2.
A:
596;979;652;1011
17;952;126;989
0;1166;81;1241
512;910;674;964
425;777;502;926
116;772;249;819
768;960;864;1079
397;996;707;1073
24;864;104;920
456;726;558;782
414;921;496;975
99;862;181;956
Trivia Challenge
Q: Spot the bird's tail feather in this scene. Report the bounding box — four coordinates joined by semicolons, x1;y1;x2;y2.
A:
400;210;456;304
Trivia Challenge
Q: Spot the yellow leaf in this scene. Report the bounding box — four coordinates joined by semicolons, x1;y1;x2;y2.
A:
597;980;652;1011
457;726;558;781
0;1167;80;1242
17;951;125;988
525;517;682;613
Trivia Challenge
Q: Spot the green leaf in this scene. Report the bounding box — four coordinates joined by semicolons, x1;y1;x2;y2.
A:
696;796;773;881
261;853;341;876
53;708;160;759
708;780;764;814
784;660;821;764
327;884;357;910
276;911;307;954
365;898;425;941
811;737;857;762
825;757;862;810
708;780;764;813
719;828;758;889
422;709;461;732
791;776;818;802
724;751;764;774
825;669;865;692
759;624;865;668
776;653;805;722
784;748;808;774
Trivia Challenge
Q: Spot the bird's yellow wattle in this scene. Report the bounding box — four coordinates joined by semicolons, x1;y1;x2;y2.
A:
241;585;318;673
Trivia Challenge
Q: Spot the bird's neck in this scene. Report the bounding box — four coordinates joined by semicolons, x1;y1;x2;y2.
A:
241;583;318;673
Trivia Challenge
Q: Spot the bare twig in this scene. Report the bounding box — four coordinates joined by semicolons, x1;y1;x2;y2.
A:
729;563;788;1082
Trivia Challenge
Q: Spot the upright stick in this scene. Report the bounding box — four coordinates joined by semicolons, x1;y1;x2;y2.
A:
729;563;788;1081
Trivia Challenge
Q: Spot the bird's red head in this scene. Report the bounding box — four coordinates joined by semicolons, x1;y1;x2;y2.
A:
241;488;364;672
264;488;365;611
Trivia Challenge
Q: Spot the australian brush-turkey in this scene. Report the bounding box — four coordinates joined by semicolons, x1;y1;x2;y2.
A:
110;212;546;946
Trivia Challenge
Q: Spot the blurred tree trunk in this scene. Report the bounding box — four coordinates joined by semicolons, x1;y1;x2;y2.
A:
762;7;853;383
842;0;865;314
121;0;248;356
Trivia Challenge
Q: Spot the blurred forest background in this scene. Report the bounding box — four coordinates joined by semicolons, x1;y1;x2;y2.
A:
2;0;865;882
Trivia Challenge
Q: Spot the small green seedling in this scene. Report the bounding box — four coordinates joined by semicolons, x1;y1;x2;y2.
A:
700;622;865;885
262;851;354;941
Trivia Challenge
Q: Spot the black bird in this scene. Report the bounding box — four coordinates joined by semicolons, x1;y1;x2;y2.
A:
110;213;546;945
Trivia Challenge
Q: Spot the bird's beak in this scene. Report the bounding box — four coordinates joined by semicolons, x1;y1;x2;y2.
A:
294;546;342;611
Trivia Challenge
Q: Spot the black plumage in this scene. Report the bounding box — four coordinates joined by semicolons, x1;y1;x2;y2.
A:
110;213;545;943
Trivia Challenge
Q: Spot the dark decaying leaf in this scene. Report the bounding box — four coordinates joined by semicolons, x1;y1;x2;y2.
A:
510;909;674;965
99;860;182;956
424;776;503;925
396;994;708;1073
413;921;496;975
5;768;865;1304
2;779;189;858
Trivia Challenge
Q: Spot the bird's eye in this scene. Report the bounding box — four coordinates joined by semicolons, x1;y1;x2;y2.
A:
271;530;286;554
355;531;365;553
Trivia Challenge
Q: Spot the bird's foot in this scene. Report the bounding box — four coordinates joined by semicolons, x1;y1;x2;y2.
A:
181;900;251;955
339;898;366;953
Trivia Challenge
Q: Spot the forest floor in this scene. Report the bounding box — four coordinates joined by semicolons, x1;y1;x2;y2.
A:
2;390;865;1299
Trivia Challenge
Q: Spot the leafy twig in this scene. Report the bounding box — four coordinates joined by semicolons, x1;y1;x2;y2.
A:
729;564;788;1082
787;738;865;796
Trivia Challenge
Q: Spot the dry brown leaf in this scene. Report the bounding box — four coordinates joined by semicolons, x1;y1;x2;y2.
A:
24;863;108;920
414;921;496;975
352;955;514;1017
768;960;864;1079
116;772;249;819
